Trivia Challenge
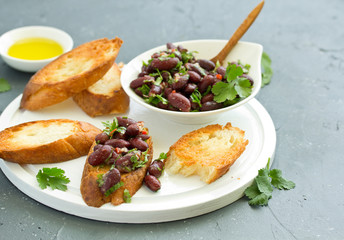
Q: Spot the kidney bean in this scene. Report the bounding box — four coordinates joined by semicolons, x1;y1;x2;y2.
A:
116;117;137;127
188;70;201;83
149;85;162;96
166;42;176;49
112;131;126;140
188;63;206;76
107;150;120;165
105;139;130;148
137;133;150;141
115;154;134;173
150;57;179;71
130;76;154;89
95;132;109;144
201;93;214;104
151;52;161;58
197;59;215;71
148;160;165;178
88;145;112;166
100;168;121;194
93;144;103;152
183;83;197;95
130;137;149;151
126;123;140;137
177;45;187;53
168;92;191;112
161;71;171;82
164;87;173;97
198;75;214;93
200;101;223;111
216;66;226;78
144;175;161;192
172;74;188;91
134;88;144;97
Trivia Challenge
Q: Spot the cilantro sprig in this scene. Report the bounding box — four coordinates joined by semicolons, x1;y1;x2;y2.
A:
36;167;70;191
244;158;295;206
0;78;11;93
102;117;126;136
212;63;252;103
123;189;131;203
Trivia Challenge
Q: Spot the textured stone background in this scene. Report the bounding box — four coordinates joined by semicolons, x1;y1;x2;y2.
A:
0;0;343;239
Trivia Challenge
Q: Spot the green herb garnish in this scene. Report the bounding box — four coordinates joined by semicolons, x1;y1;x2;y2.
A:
244;158;295;206
102;117;126;136
261;52;273;87
212;63;252;103
0;78;11;93
104;181;124;197
123;189;132;203
190;89;202;108
36;167;70;191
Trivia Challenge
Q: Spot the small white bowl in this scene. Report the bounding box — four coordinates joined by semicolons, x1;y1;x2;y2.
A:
121;39;263;124
0;26;73;72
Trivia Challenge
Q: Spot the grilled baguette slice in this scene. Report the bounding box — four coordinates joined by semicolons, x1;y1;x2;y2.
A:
20;37;123;110
72;62;129;117
165;122;248;184
81;135;153;207
0;119;101;164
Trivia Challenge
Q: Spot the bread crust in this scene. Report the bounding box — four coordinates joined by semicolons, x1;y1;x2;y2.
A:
72;63;130;117
80;135;153;207
0;119;101;164
165;122;248;184
20;37;123;110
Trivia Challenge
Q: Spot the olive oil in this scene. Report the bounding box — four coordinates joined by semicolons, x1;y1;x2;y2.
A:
8;37;63;60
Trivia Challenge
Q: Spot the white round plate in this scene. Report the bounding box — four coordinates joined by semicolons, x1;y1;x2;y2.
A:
0;95;276;223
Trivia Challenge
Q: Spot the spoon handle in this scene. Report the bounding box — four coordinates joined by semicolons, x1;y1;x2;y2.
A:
210;0;265;65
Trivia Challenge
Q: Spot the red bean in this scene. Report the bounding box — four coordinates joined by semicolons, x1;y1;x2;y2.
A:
188;70;201;83
105;139;130;148
144;175;161;192
115;154;134;173
183;83;197;95
130;137;149;151
166;42;176;49
130;76;154;89
198;75;214;93
88;145;112;166
93;144;103;151
172;74;188;91
216;66;226;78
148;160;164;178
125;123;140;137
149;85;162;96
197;59;215;71
168;92;191;112
150;57;179;71
95;132;109;144
200;101;223;111
100;168;121;194
116;117;137;127
201;93;214;104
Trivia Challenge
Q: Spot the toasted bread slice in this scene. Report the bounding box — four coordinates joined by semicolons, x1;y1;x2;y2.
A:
0;119;101;164
80;119;153;207
20;37;123;110
72;63;129;117
165;122;248;184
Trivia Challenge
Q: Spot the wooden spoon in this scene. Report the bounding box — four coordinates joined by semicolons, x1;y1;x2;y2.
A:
210;0;265;65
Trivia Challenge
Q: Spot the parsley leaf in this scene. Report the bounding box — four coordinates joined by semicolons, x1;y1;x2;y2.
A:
244;158;295;206
234;78;252;98
0;78;11;93
36;167;70;191
226;63;243;81
212;81;236;102
261;52;273;87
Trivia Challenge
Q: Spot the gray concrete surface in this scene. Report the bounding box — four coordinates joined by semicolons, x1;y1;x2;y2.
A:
0;0;343;239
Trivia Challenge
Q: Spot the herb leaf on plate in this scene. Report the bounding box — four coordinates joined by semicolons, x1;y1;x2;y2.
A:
36;167;70;191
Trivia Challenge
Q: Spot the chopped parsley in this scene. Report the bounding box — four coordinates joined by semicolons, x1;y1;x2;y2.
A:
36;167;70;191
123;189;132;203
102;117;126;136
244;158;295;206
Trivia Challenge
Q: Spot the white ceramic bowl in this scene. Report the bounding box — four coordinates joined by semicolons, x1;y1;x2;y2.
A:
0;26;73;72
121;39;263;124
